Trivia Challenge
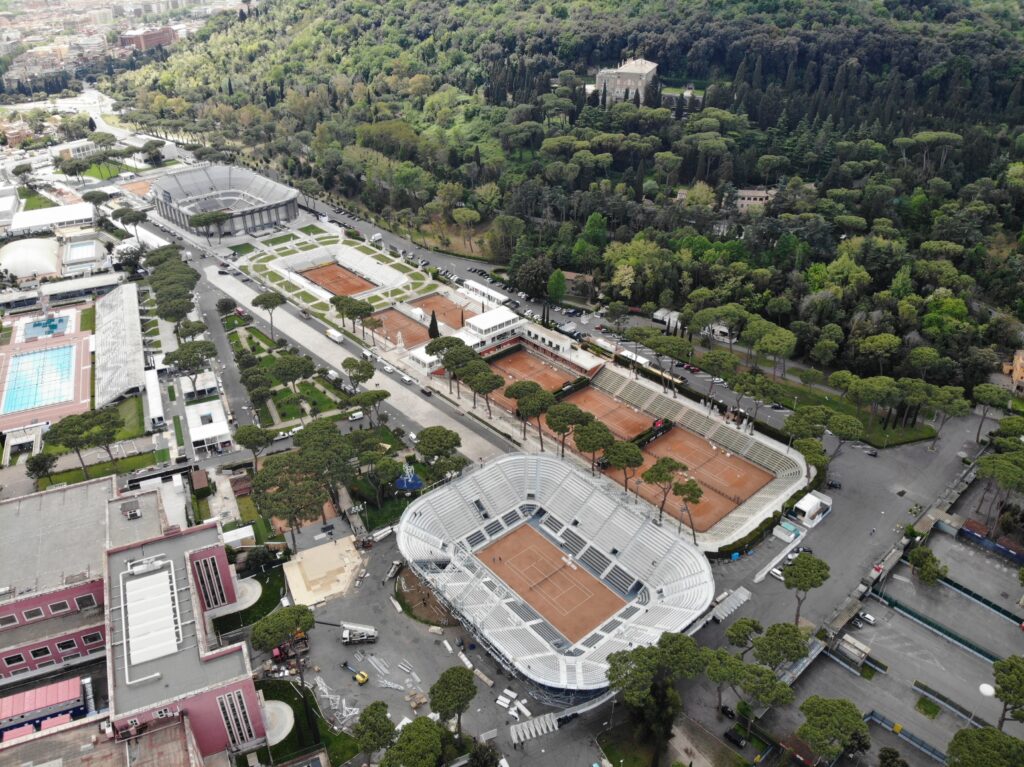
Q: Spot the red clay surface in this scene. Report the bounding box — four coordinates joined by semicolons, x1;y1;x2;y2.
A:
371;308;430;348
409;294;475;329
301;263;374;296
604;426;773;532
478;525;624;643
489;349;576;410
563;386;652;440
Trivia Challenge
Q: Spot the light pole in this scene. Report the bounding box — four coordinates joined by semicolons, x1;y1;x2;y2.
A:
972;682;995;728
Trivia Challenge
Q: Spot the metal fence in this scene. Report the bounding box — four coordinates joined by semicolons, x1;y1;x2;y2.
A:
870;589;1001;662
863;709;947;764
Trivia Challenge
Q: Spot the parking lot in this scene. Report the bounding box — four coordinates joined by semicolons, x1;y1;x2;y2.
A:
926;532;1024;614
876;561;1022;660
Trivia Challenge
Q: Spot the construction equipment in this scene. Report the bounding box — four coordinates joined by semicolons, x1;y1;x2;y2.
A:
341;660;369;685
271;630;309;663
316;619;379;644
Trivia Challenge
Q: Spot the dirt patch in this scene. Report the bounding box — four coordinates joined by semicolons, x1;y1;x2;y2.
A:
396;568;456;626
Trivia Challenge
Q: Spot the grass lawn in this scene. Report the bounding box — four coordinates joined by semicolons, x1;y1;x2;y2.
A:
272;389;304;420
916;696;941;719
213;567;286;633
317;236;340;244
83;160;129;180
299;224;326;235
254;679;360;766
598;725;656;767
248;327;275;347
222;314;249;331
372;254;393;264
79;306;96;332
253;263;270;274
37;450;161;490
296;291;317;304
386;288;404;298
17;187;56;210
297;381;335;412
296;242;316;251
262;233;297;246
256;401;274;426
173;415;184;447
193;494;211;521
267;272;285;284
237;494;259;523
167;385;176;402
115;396;145;440
229;243;256;255
356;245;378;255
391;262;412;273
280;280;301;293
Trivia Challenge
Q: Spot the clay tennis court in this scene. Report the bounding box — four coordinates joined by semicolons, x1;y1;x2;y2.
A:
300;263;374;296
371;308;430;348
409;294;475;329
605;426;772;532
478;525;624;643
563;386;652;440
488;348;576;411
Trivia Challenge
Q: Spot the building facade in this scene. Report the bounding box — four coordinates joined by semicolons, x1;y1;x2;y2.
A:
594;58;658;105
118;26;177;52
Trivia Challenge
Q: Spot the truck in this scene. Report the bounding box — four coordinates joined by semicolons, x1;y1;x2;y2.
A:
326;328;344;344
340;623;379;645
272;630;309;662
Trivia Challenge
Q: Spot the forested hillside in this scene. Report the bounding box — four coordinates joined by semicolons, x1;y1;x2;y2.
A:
111;0;1024;394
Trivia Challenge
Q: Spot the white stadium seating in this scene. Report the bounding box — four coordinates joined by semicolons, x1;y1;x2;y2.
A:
396;454;715;693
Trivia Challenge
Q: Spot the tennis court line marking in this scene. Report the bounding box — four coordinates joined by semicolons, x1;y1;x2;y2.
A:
505;544;595;617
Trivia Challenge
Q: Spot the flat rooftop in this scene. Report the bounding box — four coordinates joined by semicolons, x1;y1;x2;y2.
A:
0;715;196;767
107;524;250;716
0;479;163;598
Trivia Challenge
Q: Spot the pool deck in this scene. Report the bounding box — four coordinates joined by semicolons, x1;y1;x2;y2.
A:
0;326;92;433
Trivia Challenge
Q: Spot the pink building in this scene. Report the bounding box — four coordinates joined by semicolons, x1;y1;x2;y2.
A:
0;476;266;762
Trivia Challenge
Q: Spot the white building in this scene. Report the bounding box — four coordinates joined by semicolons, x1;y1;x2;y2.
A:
180;370;219;401
464;306;521;346
9;203;94;236
48;139;102;163
185;398;231;453
460;279;509;310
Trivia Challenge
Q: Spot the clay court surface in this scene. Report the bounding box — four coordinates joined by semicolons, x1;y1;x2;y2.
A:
605;426;772;532
409;294;475;329
489;349;576;410
372;308;430;348
563;386;652;439
478;525;624;643
300;263;374;296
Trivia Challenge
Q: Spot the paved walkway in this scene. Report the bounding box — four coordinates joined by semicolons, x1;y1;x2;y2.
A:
204;266;508;463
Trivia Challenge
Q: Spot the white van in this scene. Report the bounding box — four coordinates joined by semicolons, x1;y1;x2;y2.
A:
858;611;876;625
370;232;384;244
327;369;340;381
348;410;364;421
769;567;785;582
361;349;374;361
401;374;413;384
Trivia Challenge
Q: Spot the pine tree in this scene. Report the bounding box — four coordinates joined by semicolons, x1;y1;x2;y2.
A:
428;310;440;339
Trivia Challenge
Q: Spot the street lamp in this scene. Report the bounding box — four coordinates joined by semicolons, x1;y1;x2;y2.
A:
969;683;996;727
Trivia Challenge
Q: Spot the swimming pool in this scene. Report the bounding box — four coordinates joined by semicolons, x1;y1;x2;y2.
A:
1;346;76;415
23;316;69;340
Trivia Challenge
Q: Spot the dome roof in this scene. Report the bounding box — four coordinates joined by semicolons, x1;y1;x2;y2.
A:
0;238;60;279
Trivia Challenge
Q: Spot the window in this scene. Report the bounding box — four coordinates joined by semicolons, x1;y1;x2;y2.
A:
0;614;16;628
49;600;69;614
126;718;139;728
22;608;43;621
76;594;97;610
56;639;77;652
218;690;255;747
63;653;80;660
4;654;24;667
30;647;51;659
36;660;55;668
82;632;102;645
195;557;226;609
155;708;172;719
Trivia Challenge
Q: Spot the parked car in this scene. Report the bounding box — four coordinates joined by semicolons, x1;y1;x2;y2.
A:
851;618;865;629
770;402;786;410
786;546;813;562
865;448;879;457
858;611;876;625
827;479;842;489
769;567;786;582
719;705;737;719
383;364;395;374
420;387;433;397
723;730;747;748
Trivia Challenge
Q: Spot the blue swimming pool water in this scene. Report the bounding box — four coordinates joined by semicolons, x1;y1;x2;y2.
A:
24;316;69;340
1;346;75;414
